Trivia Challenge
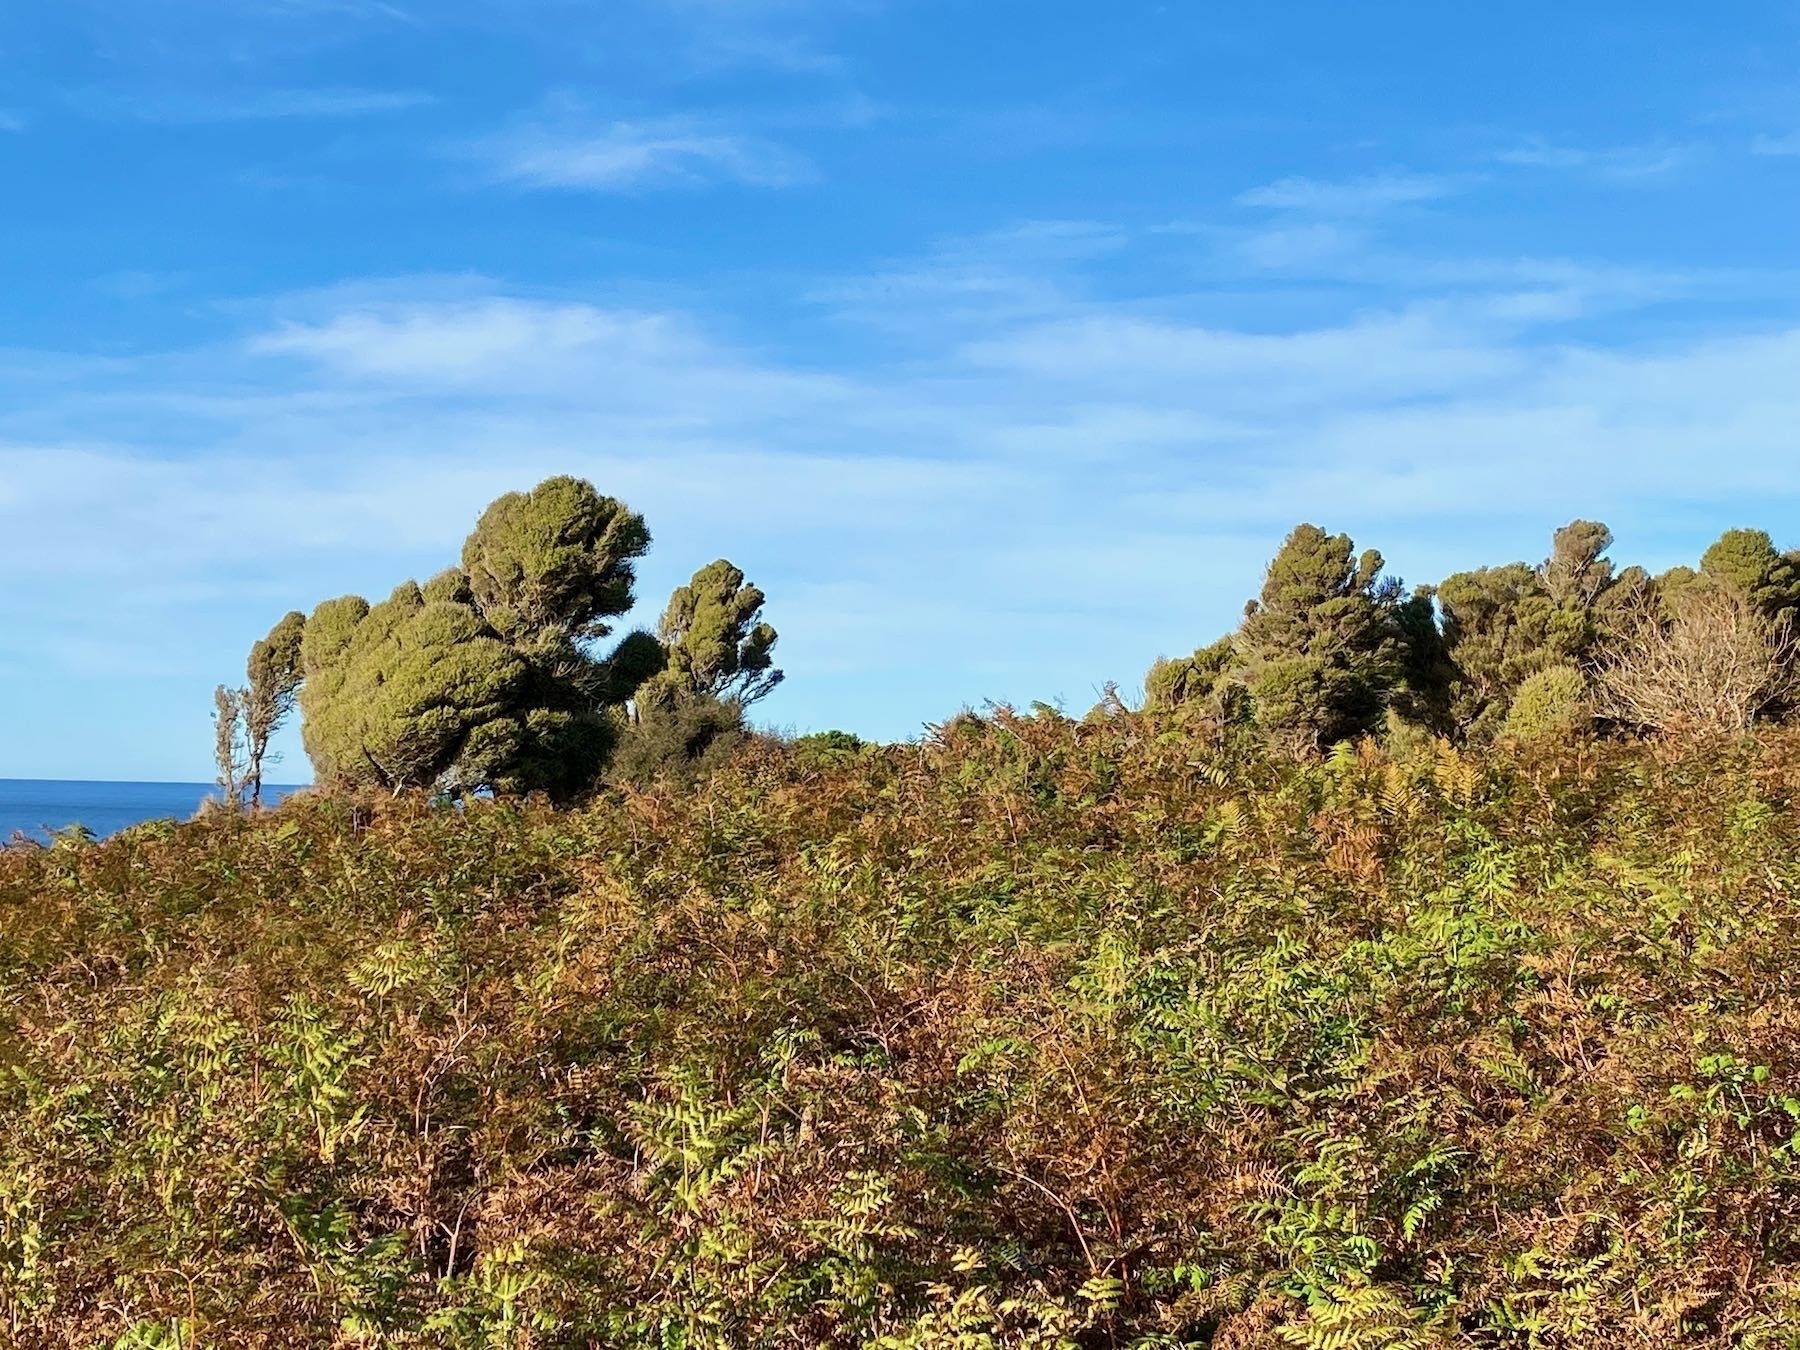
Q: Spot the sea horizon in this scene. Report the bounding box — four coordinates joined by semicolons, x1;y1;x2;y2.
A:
0;778;307;843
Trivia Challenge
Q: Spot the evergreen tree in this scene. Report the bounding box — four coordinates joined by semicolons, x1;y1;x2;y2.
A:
1436;563;1579;740
1699;529;1800;619
1539;519;1616;609
1438;521;1634;741
460;475;650;650
1236;524;1401;753
298;582;528;793
648;560;782;707
289;478;666;801
1502;665;1590;741
243;611;305;806
1142;636;1235;714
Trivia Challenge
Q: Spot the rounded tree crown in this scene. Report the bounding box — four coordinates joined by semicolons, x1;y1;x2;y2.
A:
460;476;650;646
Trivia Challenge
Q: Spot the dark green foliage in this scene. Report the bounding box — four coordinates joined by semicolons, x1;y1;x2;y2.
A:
1390;588;1457;734
607;691;748;788
1700;528;1800;619
1434;522;1643;741
1435;562;1584;740
1148;518;1800;753
1237;524;1402;752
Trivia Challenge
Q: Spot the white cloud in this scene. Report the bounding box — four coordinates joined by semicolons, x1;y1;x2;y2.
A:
126;87;435;122
1236;171;1461;214
1235;221;1365;270
1753;131;1800;157
1496;140;1689;180
6;227;1800;772
475;112;811;192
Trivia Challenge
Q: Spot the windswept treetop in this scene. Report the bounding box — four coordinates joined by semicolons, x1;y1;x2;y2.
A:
648;559;783;708
238;476;788;802
1697;528;1800;619
1146;516;1800;751
282;477;666;800
460;475;651;648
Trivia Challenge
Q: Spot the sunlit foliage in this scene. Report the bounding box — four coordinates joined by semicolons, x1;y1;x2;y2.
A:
7;713;1800;1344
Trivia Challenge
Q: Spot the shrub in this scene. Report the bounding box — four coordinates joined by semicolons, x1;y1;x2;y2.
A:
1502;664;1590;741
7;716;1800;1342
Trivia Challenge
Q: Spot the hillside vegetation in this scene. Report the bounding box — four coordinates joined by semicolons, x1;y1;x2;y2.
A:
6;713;1800;1347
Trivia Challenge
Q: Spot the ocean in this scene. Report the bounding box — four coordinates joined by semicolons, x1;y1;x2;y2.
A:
0;780;304;843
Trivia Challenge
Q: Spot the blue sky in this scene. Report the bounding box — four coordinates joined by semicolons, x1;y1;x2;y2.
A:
2;1;1799;780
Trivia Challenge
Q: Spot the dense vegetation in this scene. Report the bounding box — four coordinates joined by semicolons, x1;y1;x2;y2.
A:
215;474;1800;807
26;482;1800;1344
1143;520;1799;753
211;477;782;806
7;712;1800;1346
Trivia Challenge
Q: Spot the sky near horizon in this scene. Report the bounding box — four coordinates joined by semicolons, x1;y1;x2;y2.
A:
2;2;1800;780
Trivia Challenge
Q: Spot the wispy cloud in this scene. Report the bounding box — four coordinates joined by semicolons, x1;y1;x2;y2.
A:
1752;131;1800;157
1496;139;1689;181
1236;171;1462;215
80;86;434;123
474;109;811;192
6;212;1800;773
9;258;1800;717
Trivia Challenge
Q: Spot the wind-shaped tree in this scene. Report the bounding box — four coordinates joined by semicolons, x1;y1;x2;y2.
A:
287;477;666;800
1236;524;1403;753
647;559;782;707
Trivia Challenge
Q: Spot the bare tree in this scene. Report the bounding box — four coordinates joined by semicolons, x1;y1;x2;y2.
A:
213;684;249;807
1595;582;1799;735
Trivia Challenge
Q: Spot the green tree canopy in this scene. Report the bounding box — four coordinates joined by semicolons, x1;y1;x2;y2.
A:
1435;520;1640;741
1699;528;1800;618
299;583;529;792
1435;563;1582;740
1539;519;1616;609
1502;664;1590;741
285;477;673;801
646;559;783;709
1143;636;1236;715
1236;524;1402;752
243;610;306;805
460;475;650;648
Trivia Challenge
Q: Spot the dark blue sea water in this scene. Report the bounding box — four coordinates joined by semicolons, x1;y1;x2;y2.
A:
0;780;303;843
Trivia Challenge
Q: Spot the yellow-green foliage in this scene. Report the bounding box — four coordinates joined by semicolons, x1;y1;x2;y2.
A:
1143;637;1235;714
300;582;528;791
6;720;1800;1345
1501;664;1589;741
293;478;663;799
648;559;782;707
460;475;649;648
